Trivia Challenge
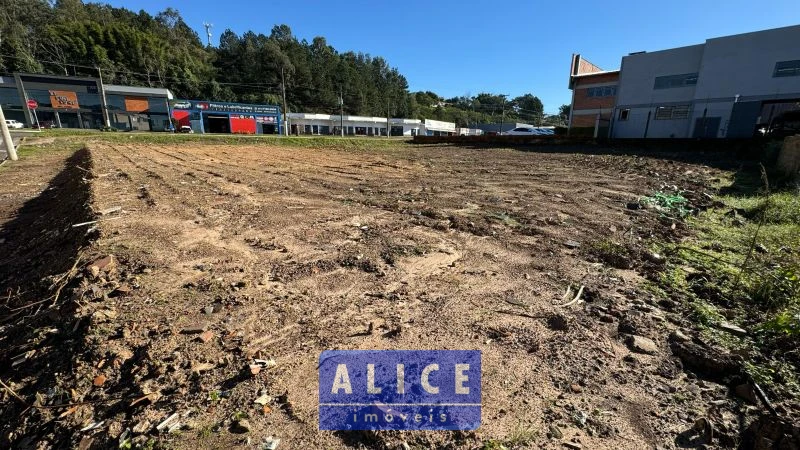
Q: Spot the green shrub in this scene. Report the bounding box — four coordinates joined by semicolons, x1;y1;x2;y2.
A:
760;309;800;336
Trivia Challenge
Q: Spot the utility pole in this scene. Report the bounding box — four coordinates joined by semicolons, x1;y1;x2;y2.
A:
339;88;344;137
386;98;390;139
281;67;289;136
0;103;18;161
203;22;213;47
96;65;111;127
499;96;506;135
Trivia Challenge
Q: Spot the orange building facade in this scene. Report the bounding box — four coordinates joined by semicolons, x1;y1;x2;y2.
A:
568;54;620;135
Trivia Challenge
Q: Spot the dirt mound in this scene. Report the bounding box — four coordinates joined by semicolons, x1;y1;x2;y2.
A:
0;147;99;448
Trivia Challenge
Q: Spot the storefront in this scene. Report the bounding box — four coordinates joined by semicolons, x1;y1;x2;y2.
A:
286;113;422;136
171;100;281;135
105;85;174;131
0;73;174;131
14;73;104;129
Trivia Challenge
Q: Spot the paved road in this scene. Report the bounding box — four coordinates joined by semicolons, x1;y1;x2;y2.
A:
0;131;23;161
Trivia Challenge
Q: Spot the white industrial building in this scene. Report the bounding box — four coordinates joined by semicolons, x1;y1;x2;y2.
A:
457;127;484;136
611;24;800;139
423;119;457;136
287;113;428;136
285;114;458;137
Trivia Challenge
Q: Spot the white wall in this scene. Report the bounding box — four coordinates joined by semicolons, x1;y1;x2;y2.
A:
616;44;704;108
613;25;800;139
423;119;456;135
695;25;800;99
285;114;423;136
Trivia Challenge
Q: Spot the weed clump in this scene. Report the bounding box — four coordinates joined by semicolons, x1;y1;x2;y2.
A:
588;239;633;269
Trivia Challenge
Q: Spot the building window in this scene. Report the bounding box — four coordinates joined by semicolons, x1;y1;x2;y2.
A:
671;105;690;119
654;105;691;120
618;109;630;121
587;86;616;97
654;73;698;89
774;60;800;77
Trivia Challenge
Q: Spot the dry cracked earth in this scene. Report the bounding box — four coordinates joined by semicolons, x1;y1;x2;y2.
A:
0;140;795;449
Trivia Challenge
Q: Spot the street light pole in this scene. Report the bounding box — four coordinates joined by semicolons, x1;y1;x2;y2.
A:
96;65;111;128
339;88;344;137
0;103;18;161
499;96;506;135
281;67;289;136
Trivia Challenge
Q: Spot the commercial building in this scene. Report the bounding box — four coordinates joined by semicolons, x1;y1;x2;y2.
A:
106;85;173;131
284;114;457;136
567;54;619;136
286;113;418;136
0;73;173;131
171;100;281;134
609;25;800;139
457;127;483;136
423;119;456;136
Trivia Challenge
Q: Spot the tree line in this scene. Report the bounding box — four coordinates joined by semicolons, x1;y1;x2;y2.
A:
0;0;568;126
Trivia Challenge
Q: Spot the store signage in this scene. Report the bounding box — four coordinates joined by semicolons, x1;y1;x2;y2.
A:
205;102;277;114
49;90;79;109
171;100;279;115
125;97;149;113
172;101;192;110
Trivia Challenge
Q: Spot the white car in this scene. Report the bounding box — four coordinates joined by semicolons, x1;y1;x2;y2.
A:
501;127;555;136
4;119;24;129
501;127;539;136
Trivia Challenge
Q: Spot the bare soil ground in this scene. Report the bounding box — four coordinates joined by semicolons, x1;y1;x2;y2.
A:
0;140;793;449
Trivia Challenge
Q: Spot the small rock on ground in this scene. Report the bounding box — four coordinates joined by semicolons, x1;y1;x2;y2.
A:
625;334;658;354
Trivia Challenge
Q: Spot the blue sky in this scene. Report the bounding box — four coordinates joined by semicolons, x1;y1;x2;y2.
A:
103;0;800;113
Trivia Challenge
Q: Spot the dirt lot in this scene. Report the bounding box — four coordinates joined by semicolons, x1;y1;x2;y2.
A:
0;140;792;449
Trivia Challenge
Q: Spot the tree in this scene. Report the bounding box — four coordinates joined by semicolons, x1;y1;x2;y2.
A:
0;2;418;118
511;93;544;123
559;104;571;121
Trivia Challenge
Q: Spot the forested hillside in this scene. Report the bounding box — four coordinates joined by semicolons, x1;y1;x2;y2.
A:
0;0;566;125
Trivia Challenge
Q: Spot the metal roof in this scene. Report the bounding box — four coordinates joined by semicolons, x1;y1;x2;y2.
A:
106;84;174;99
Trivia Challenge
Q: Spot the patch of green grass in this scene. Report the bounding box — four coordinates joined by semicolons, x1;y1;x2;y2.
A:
724;191;800;225
588;239;632;269
480;441;508;450
744;359;800;398
652;168;800;399
207;390;222;403
689;300;725;327
641;280;670;299
658;266;690;294
760;308;800;337
506;421;539;446
480;421;538;449
41;131;413;151
197;424;213;439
